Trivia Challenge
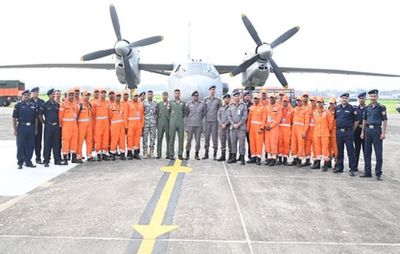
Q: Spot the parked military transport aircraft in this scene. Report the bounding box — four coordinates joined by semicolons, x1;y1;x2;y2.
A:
1;4;399;101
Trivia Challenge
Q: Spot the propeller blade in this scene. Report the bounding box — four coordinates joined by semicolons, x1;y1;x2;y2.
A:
230;55;259;77
81;48;115;61
129;36;164;48
241;14;262;46
269;58;288;88
270;26;300;49
109;4;122;41
123;56;136;88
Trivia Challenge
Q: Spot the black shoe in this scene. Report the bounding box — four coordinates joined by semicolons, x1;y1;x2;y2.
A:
202;151;209;160
333;168;344;173
165;156;170;160
36;159;43;165
289;158;298;166
227;153;237;164
217;152;226;162
377;175;383;181
282;157;289;166
297;159;305;167
67;153;71;161
169;156;175;160
25;163;37;168
269;159;276;167
17;164;23;170
110;153;116;161
322;161;329;172
360;173;372;178
185;151;190;160
71;153;82;164
120;153;126;160
102;154;110;161
353;168;359;172
156;156;161;159
240;155;245;165
276;156;282;166
133;150;141;160
213;150;217;160
54;161;63;165
61;155;69;165
195;152;200;160
44;163;49;167
178;155;183;160
97;154;102;162
127;151;134;160
327;160;332;169
265;159;271;166
87;157;95;162
304;158;311;166
350;171;355;177
311;160;321;169
256;157;261;165
247;157;256;164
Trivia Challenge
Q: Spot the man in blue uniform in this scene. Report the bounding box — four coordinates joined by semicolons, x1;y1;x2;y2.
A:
30;87;45;164
360;89;388;181
39;89;63;167
12;90;38;169
333;93;358;176
354;92;366;171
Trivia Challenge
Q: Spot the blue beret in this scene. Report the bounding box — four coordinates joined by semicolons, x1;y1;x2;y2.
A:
368;89;379;95
22;90;30;95
340;93;349;98
358;92;366;98
232;91;240;97
139;91;146;97
30;87;39;93
47;89;55;95
223;94;231;99
209;85;216;90
191;91;199;96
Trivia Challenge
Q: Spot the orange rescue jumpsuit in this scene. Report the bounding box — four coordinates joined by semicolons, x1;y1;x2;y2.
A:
76;101;93;159
92;99;110;153
313;108;333;161
59;100;78;155
109;102;126;154
291;106;309;159
305;105;317;159
265;103;282;158
328;108;338;158
124;100;144;151
278;105;293;158
247;103;266;158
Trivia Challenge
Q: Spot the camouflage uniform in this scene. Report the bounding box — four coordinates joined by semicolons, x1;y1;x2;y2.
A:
143;100;158;157
203;96;222;158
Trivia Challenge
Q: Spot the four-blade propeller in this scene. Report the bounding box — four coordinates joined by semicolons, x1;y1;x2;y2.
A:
230;14;299;88
81;4;163;87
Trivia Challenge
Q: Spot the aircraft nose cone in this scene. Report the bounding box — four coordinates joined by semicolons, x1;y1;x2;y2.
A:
115;40;130;56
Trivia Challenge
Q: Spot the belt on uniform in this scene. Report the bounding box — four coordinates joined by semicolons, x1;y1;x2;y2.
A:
337;127;352;132
46;122;58;126
366;124;381;129
111;119;124;124
18;121;34;126
279;123;291;127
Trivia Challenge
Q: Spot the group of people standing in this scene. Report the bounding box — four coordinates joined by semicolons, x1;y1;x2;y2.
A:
12;85;387;180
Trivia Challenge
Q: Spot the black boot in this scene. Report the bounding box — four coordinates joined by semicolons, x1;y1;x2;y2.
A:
283;157;289;166
97;153;102;162
87;156;95;162
217;152;226;162
71;153;82;164
67;153;71;161
133;150;141;160
247;157;256;164
178;155;183;160
195;152;200;160
269;159;276;167
213;150;217;160
311;160;321;169
185;151;190;160
202;151;209;160
127;150;134;160
120;152;126;160
304;158;311;166
62;155;69;165
322;161;329;172
265;159;271;166
327;160;332;169
240;155;245;165
256;157;261;165
110;153;116;161
297;159;305;167
289;158;297;166
227;153;237;164
276;156;282;166
102;153;110;161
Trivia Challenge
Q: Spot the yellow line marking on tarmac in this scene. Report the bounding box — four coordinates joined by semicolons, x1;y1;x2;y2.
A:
133;159;192;254
0;194;29;213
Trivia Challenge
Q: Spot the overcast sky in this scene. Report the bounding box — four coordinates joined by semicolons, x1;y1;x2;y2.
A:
0;0;399;92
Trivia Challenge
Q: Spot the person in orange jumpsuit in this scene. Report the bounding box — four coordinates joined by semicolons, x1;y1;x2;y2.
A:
89;88;100;151
76;91;94;162
73;87;81;105
311;97;333;171
109;92;126;160
305;96;317;166
246;93;266;165
277;91;285;105
59;89;78;165
277;96;293;166
92;88;110;161
328;97;338;169
290;96;310;167
260;88;269;107
265;93;282;166
108;90;115;104
124;91;144;160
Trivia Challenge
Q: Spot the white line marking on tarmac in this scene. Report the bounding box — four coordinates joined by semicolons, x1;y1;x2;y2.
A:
223;162;254;254
0;235;399;247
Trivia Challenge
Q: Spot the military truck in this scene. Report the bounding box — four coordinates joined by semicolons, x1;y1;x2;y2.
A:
0;80;25;106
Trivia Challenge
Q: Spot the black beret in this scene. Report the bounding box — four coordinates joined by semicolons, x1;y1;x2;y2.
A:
232;91;240;97
223;94;231;99
243;91;250;96
209;85;216;90
191;91;199;96
30;87;39;93
162;91;168;96
22;90;30;95
358;92;366;98
139;92;146;97
368;89;379;95
340;93;349;98
147;90;153;94
47;89;55;96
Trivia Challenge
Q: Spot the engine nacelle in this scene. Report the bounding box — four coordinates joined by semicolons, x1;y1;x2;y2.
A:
242;61;270;88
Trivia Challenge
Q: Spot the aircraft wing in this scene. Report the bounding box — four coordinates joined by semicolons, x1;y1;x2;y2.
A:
0;63;115;69
214;65;236;74
277;67;400;78
138;63;175;76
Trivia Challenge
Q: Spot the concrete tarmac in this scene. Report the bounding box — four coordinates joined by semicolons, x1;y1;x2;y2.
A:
0;108;399;254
